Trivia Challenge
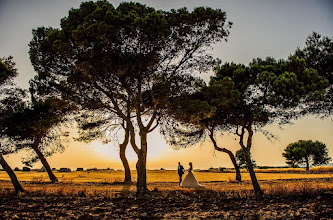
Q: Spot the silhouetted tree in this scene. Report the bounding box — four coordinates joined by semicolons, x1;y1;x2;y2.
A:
162;77;242;182
212;56;328;196
2;96;73;183
283;140;331;170
3;77;74;183
29;1;232;193
294;32;333;119
0;56;26;194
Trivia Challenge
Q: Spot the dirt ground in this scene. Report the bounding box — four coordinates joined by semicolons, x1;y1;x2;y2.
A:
1;186;333;219
1;172;333;219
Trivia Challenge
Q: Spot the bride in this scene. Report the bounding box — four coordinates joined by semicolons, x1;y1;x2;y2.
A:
180;162;202;188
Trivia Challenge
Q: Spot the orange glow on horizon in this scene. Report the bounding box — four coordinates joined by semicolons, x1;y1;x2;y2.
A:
3;116;333;171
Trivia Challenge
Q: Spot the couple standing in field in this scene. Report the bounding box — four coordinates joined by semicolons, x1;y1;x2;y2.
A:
177;162;202;188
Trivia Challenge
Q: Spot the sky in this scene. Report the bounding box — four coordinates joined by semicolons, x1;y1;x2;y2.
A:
1;0;332;170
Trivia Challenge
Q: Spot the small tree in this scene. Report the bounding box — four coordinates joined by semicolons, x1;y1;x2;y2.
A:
283;140;331;170
235;149;256;169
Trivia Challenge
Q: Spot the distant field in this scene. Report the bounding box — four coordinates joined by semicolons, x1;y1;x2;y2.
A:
1;169;333;196
1;169;333;183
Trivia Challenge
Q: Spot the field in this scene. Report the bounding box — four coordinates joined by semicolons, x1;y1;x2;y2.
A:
1;169;333;219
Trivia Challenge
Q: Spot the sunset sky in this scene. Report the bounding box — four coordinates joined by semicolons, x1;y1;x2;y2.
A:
1;0;332;170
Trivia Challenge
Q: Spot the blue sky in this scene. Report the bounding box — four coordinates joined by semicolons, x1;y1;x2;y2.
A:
1;0;332;169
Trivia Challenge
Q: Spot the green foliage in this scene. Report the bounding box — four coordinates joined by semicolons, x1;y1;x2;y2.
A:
294;32;333;84
294;32;333;118
29;1;232;190
210;54;328;196
29;1;232;113
0;57;27;155
3;98;71;139
0;56;18;85
1;97;72;164
282;140;331;169
235;149;256;169
162;76;240;149
213;56;328;127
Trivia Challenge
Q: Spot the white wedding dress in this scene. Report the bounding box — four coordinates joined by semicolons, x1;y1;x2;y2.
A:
180;163;202;188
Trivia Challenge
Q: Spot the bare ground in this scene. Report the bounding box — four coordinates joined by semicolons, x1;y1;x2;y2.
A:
1;176;333;219
1;189;332;219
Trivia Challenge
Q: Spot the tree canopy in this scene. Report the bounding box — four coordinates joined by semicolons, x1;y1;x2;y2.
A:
0;57;26;156
282;140;331;170
0;56;26;193
211;56;328;196
294;32;333;119
29;0;232;192
164;54;328;195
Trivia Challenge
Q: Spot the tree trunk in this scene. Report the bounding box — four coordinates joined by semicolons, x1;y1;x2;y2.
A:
208;131;241;182
226;151;242;182
120;126;131;182
0;154;25;194
239;125;263;196
136;133;148;193
32;137;58;183
306;156;310;171
243;148;263;196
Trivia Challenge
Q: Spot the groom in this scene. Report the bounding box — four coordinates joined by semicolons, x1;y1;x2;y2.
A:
177;162;185;185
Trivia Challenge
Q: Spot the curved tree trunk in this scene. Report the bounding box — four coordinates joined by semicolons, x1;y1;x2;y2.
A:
239;125;263;196
136;132;148;193
32;136;58;183
0;154;25;194
243;148;263;196
120;126;131;183
208;130;241;182
224;150;241;182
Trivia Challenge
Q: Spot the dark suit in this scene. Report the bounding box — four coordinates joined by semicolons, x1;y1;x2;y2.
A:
178;165;185;185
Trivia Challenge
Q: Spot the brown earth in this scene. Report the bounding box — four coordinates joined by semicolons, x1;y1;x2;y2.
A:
1;175;333;219
1;189;332;219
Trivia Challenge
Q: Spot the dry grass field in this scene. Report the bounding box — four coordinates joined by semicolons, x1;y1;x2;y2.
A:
1;168;333;195
1;174;332;197
1;168;332;219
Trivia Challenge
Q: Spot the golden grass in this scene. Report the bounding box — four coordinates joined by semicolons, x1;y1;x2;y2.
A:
253;166;333;173
1;169;332;183
0;168;332;198
1;177;332;199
